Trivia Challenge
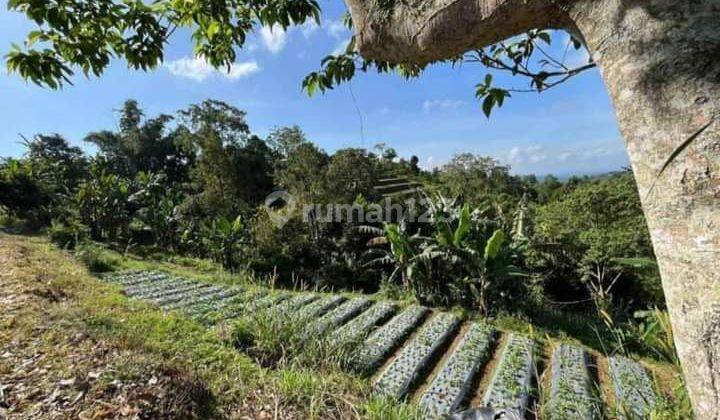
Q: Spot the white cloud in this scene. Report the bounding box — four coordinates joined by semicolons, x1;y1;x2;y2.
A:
260;24;288;53
164;57;260;82
225;61;262;79
332;38;351;55
301;20;320;38
326;19;349;39
497;139;627;174
422;99;464;114
507;145;547;164
558;151;574;161
424;156;437;170
582;147;612;158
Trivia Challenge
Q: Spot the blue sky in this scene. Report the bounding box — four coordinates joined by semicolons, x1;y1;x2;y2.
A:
0;2;628;176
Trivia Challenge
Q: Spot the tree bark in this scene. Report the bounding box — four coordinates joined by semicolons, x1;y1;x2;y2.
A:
571;2;720;418
344;0;720;417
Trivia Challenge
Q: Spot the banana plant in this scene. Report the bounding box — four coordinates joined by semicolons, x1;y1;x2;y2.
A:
362;220;425;290
361;194;527;312
201;215;248;271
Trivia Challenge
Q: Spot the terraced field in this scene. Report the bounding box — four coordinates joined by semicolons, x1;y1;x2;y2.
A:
103;271;660;419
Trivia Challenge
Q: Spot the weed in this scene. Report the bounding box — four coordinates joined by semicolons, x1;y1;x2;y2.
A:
361;396;423;420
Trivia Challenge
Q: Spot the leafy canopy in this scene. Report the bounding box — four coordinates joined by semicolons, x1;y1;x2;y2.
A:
6;1;593;116
6;0;320;88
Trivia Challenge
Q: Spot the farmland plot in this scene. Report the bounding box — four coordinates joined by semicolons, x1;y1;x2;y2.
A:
102;271;660;419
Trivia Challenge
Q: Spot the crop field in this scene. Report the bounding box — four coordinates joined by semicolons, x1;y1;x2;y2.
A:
103;270;660;419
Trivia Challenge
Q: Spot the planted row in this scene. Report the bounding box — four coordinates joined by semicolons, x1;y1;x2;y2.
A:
373;312;460;400
193;290;273;324
546;344;598;420
186;288;260;317
269;293;318;314
134;281;205;300
331;301;396;346
482;334;535;418
162;287;243;311
152;284;223;306
108;271;167;287
101;270;140;283
419;322;496;418
608;356;656;419
125;278;188;296
352;305;429;374
296;295;345;319
307;297;371;337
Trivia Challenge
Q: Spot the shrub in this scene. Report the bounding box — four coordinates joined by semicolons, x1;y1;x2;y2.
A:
528;170;661;312
229;318;256;351
228;301;355;371
74;241;120;272
76;170;132;242
364;195;527;314
201;215;249;272
48;219;90;249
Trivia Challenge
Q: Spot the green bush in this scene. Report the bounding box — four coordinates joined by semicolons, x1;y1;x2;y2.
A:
229;318;256;351
528;171;661;312
48;219;90;249
74;242;120;273
364;195;527;314
201;215;249;272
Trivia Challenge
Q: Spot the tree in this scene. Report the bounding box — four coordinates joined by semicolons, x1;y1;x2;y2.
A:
267;125;307;157
0;159;47;224
130;172;183;249
274;141;329;203
202;215;249;271
24;134;87;191
76;167;131;242
340;2;720;414
364;195;525;314
436;153;528;227
323;148;380;204
0;135;87;225
530;171;659;314
178;99;252;147
178;100;273;218
85;100;188;182
5;0;320;88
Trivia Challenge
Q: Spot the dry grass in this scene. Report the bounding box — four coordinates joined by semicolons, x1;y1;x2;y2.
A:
0;233;222;418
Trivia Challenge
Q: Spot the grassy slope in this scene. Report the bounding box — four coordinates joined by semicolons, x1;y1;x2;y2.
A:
0;233;418;419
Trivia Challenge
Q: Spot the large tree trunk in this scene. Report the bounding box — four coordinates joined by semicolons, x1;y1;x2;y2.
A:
343;0;720;417
572;2;720;417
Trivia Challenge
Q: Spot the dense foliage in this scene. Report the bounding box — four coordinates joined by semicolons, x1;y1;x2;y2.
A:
0;99;662;321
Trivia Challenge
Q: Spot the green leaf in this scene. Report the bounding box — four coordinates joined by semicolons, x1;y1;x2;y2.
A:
483;229;505;260
570;35;583;49
453;203;471;246
482;95;494;118
537;31;551;45
206;22;220;38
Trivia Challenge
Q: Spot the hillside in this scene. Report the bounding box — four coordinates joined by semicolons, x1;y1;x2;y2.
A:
0;233;686;419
